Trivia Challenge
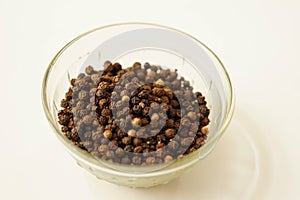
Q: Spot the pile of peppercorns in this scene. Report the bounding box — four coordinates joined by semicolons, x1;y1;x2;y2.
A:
58;61;210;166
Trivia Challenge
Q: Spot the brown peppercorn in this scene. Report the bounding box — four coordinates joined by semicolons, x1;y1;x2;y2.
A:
166;119;175;128
147;70;156;78
143;148;150;154
169;71;178;80
95;90;108;98
91;74;101;84
190;123;198;132
121;156;131;164
92;132;101;141
143;62;151;70
169;109;176;118
111;139;119;148
98;82;110;90
116;129;125;138
154;79;165;86
103;60;112;69
200;105;210;116
164;155;173;163
60;99;69;108
115;148;125;157
90;151;100;158
124;145;133;152
120;90;128;97
185;131;194;137
118;119;127;129
164;89;173;100
103;130;112;139
132;105;142;114
151;120;159;128
100;138;109;145
201;117;210;126
154;149;165;158
149;102;159;109
152;87;165;97
133;62;142;69
142;85;152;91
101;108;111;117
110;75;119;83
201;127;208;135
156;142;165;149
181;137;194;147
114;100;122;109
106;150;115;159
175;109;181;118
137;71;145;80
145;157;156;165
70;78;76;86
122;137;131;145
157;134;167;143
113;62;122;70
151;113;159;121
85;66;95;75
82;115;93;125
141;118;150;126
183;80;190;87
58;113;71;126
98;99;107;108
187;147;196;154
132;118;142;127
130;96;140;104
136;128;146;138
99;116;107;125
169;140;179;151
131;76;139;83
171;80;180;88
114;157;121;163
195;137;205;147
133;137;142;146
98;144;108;153
133;146;143;153
161;96;169;104
142;107;150;116
187;112;197;121
61;126;69;132
138;90;149;99
127;129;136;137
132;156;142;165
181;118;191;127
121;95;130;102
138;102;145;108
89;87;97;96
197;96;206;105
78;90;88;100
125;82;135;91
151;65;159;72
165;128;176;138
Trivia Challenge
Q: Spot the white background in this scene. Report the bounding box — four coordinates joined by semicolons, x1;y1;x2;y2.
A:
1;0;300;199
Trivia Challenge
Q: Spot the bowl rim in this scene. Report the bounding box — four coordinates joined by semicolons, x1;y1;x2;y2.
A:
41;22;235;177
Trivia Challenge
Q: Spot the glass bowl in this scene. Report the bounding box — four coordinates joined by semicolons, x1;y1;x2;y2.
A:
42;23;234;188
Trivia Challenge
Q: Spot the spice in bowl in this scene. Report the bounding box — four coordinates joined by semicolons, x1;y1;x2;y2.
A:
58;61;210;166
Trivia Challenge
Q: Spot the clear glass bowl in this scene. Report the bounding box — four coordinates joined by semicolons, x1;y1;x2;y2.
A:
42;23;235;188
